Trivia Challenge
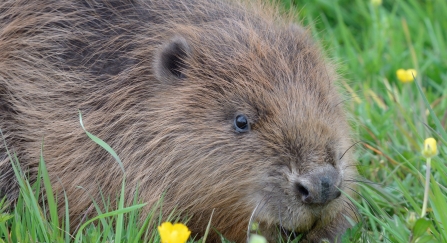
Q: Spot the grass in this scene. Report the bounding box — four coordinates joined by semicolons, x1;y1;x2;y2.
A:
1;0;447;242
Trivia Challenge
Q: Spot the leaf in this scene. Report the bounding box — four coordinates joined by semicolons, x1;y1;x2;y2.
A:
0;213;13;223
39;142;60;237
429;176;447;241
414;235;437;243
74;204;146;242
412;218;431;239
78;111;125;174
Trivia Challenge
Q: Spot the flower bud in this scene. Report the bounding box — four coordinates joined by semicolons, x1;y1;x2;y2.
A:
406;212;417;229
422;137;437;158
249;234;267;243
371;0;382;6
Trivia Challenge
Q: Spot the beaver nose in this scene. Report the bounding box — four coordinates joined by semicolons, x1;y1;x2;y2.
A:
295;165;341;204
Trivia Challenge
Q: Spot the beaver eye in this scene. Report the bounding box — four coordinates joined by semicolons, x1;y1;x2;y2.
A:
234;114;250;133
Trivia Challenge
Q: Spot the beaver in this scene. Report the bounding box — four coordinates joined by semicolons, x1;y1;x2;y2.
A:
0;0;358;242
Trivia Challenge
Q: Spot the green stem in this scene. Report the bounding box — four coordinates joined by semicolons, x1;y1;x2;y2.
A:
421;157;431;218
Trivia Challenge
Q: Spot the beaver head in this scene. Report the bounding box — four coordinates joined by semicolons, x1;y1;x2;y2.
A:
147;19;357;242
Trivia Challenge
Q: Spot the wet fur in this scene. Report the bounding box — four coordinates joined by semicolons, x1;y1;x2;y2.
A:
0;0;358;242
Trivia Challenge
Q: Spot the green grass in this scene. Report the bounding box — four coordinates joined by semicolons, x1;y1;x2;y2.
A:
1;0;447;242
0;121;184;243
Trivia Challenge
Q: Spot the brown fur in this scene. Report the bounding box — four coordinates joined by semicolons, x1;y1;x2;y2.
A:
0;0;358;242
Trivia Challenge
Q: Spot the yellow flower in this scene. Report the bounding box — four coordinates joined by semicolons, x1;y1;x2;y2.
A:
371;0;382;7
422;137;437;158
396;69;417;83
158;222;191;243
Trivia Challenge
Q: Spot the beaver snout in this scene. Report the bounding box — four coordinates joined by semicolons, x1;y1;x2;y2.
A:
295;165;342;205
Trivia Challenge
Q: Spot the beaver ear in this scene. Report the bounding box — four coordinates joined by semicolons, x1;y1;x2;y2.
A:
153;36;191;83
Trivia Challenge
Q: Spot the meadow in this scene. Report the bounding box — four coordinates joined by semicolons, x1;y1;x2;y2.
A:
1;0;446;242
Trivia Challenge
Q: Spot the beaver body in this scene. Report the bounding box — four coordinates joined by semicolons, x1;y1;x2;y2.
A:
0;0;357;242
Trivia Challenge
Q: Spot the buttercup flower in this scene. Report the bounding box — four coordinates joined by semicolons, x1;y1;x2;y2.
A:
396;69;417;83
158;222;191;243
422;137;437;158
371;0;382;7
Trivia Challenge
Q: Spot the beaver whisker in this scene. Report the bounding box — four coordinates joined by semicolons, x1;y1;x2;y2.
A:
280;226;298;241
339;140;362;160
345;179;404;205
342;199;361;223
277;197;290;238
343;164;360;169
247;193;272;240
344;178;381;185
247;199;263;241
344;186;384;218
333;95;360;108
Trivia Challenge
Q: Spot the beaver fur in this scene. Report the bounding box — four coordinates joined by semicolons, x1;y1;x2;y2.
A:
0;0;358;242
